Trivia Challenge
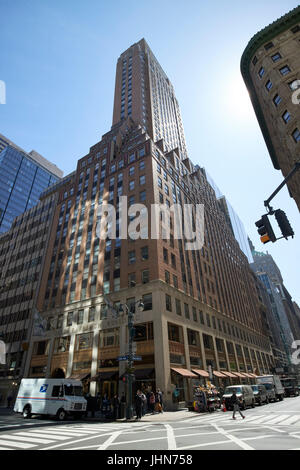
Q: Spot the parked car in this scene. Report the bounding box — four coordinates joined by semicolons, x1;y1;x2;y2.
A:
251;384;269;405
222;385;255;410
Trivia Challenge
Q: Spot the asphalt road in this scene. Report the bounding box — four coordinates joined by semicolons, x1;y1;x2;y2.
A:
1;396;300;451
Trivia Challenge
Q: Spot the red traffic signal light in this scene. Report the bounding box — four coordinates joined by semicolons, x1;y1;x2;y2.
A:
255;215;276;244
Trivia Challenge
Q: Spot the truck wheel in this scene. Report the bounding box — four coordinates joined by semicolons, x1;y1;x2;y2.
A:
23;405;32;419
251;400;255;408
279;395;284;401
56;409;67;421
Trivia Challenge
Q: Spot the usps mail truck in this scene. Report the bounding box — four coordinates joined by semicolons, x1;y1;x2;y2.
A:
14;378;87;420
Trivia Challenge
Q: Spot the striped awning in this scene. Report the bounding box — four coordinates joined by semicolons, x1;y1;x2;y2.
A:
221;371;237;378
171;367;198;378
231;372;245;378
247;373;258;378
191;368;209;378
213;371;227;378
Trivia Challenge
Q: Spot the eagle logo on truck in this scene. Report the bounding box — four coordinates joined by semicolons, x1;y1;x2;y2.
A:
39;384;48;393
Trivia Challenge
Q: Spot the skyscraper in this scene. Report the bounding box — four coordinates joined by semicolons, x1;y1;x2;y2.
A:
241;6;300;211
0;133;63;233
10;40;276;409
113;38;188;159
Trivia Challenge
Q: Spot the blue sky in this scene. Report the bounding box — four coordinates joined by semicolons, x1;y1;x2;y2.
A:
0;0;299;304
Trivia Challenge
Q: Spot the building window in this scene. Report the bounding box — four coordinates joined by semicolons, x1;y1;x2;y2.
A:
291;25;300;34
273;94;282;106
128;250;136;264
77;309;84;324
258;67;265;78
279;65;291;76
271;52;281;62
282;110;291;124
264;41;274;51
141;246;149;260
88;307;95;322
140;190;146;202
67;312;73;326
142;269;150;284
163;248;168;263
165;270;170;284
128;272;136;288
166;294;172;312
265;80;272;91
175;299;181;316
184;303;190;319
292;128;300;143
142;293;152;311
139;175;146;185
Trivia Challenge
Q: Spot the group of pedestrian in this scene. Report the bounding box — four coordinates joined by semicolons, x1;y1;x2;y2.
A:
135;388;163;420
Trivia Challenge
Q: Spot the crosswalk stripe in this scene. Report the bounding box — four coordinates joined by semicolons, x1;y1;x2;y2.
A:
0;434;54;444
15;431;70;441
275;416;300;426
265;415;290;424
0;439;36;449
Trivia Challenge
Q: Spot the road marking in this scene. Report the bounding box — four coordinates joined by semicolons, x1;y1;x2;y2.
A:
263;426;286;433
177;439;230;450
0;434;54;444
98;431;123;450
165;424;176;449
242;434;276;441
211;424;254;450
42;430;125;450
15;431;70;441
275;416;300;426
0;439;36;449
265;415;290;424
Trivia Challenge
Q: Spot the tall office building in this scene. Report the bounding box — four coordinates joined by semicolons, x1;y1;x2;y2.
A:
113;38;188;159
241;6;300;211
14;40;275;409
0;133;63;233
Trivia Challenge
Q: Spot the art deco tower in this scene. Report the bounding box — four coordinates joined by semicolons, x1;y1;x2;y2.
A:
112;38;188;160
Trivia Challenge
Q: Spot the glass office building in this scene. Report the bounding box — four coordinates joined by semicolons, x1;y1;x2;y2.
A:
0;144;62;233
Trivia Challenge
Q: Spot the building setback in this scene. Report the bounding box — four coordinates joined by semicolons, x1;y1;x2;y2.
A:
241;6;300;211
0;133;63;234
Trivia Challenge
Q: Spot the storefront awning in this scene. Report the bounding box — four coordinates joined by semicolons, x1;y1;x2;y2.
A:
171;367;198;378
247;373;257;378
134;368;154;379
242;373;254;378
90;371;118;381
68;373;90;381
231;372;246;378
213;371;227;378
191;368;209;378
221;371;237;378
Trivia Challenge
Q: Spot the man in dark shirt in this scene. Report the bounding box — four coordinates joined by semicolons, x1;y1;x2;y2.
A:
231;389;245;420
135;390;143;420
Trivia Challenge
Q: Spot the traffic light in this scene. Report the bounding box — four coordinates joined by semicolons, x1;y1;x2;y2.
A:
275;209;294;239
255;214;276;244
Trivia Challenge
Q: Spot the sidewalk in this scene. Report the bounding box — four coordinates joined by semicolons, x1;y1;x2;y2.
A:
0;406;203;422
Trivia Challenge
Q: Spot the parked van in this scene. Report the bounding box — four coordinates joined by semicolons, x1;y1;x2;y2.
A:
222;385;255;410
251;384;269;405
14;378;87;420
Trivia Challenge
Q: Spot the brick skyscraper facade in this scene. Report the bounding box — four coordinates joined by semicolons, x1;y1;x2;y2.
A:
4;40;276;409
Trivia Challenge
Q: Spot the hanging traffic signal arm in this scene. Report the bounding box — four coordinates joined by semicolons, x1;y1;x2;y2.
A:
264;161;300;213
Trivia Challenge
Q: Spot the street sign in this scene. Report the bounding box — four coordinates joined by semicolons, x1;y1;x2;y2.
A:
132;355;142;361
117;355;128;361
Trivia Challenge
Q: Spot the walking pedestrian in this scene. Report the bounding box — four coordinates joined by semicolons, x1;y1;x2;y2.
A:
231;389;245;420
135;390;143;420
141;391;147;416
149;391;155;414
113;394;120;420
6;394;12;409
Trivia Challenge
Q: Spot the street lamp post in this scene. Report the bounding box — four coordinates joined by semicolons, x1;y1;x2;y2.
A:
119;299;144;420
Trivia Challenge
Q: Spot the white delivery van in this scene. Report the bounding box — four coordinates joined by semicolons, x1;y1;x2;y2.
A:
14;378;87;420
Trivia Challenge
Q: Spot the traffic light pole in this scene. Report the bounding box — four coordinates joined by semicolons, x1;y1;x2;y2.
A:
264;161;300;213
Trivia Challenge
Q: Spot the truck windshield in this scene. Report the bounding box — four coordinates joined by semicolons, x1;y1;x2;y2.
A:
64;385;83;397
251;386;258;391
263;384;273;390
281;379;292;387
225;387;242;394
